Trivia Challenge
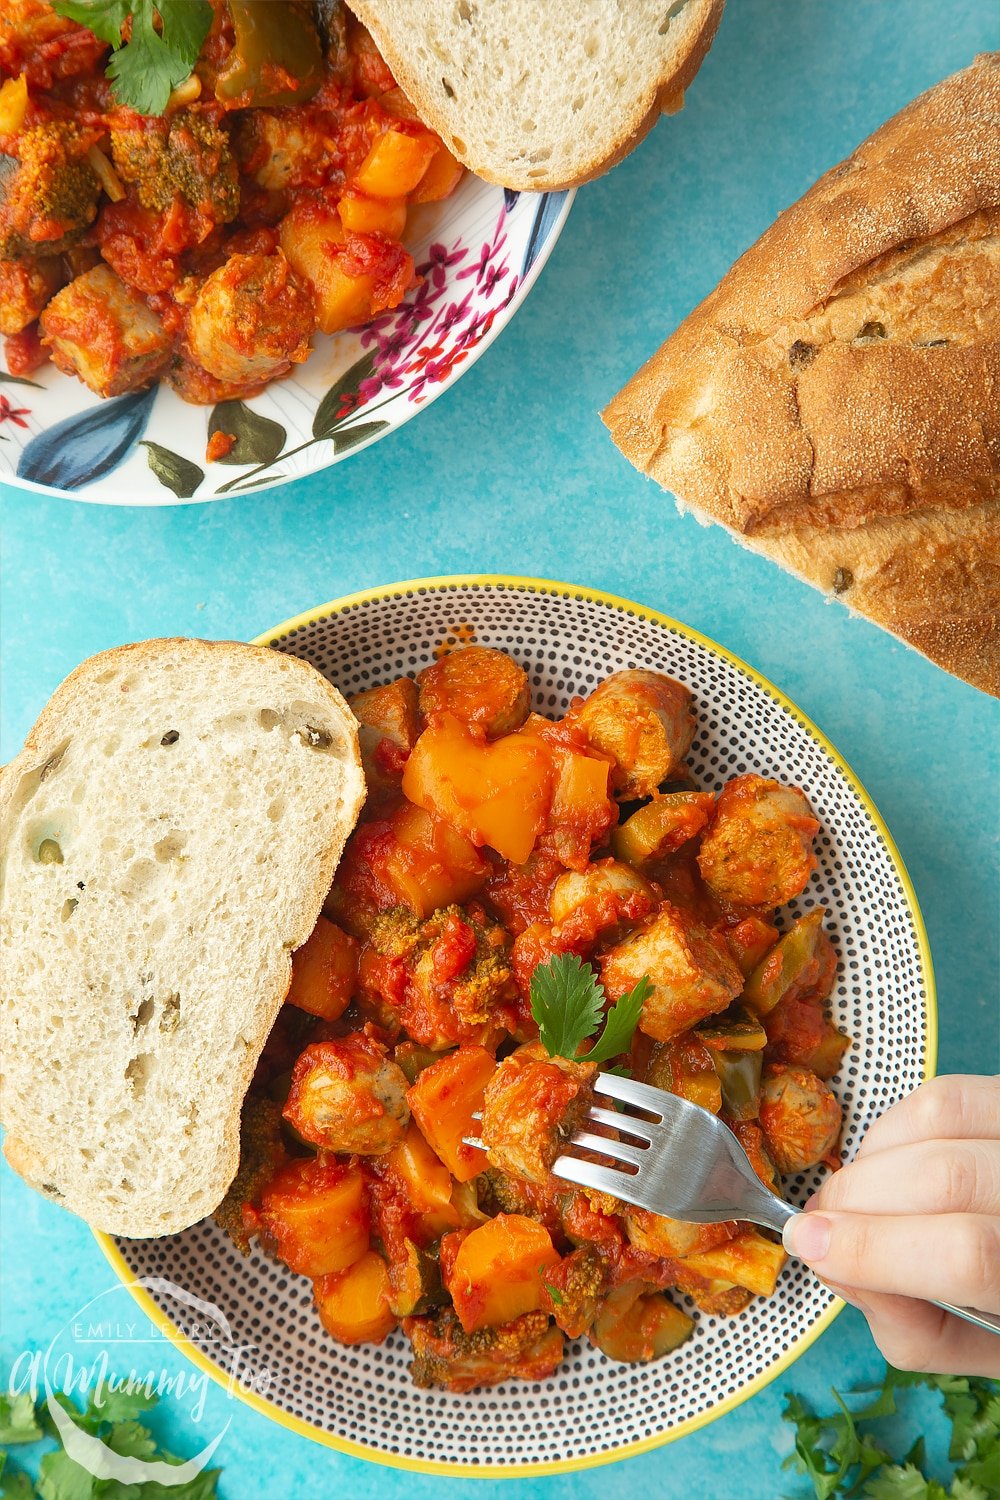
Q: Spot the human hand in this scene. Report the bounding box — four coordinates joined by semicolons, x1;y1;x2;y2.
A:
781;1074;1000;1376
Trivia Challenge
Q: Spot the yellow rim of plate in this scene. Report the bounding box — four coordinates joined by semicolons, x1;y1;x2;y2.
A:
93;573;938;1478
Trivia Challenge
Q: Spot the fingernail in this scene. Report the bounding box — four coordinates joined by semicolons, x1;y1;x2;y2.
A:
783;1213;832;1262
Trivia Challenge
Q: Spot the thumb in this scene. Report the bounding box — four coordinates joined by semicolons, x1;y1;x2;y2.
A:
782;1209;1000;1311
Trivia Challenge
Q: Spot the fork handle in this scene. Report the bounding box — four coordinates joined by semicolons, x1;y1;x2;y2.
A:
778;1207;1000;1338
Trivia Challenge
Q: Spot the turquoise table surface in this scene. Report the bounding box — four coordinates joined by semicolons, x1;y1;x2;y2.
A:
1;3;998;1496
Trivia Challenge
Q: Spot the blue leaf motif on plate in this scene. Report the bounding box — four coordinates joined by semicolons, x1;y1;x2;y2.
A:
503;188;520;213
521;192;568;279
17;384;158;491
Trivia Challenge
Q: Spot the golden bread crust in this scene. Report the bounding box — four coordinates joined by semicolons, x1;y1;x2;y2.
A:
603;54;1000;694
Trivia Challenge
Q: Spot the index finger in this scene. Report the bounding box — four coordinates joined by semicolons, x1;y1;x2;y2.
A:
857;1075;1000;1159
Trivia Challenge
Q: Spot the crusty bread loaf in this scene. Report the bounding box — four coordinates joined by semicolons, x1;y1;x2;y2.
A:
0;639;365;1237
603;54;1000;696
348;0;724;190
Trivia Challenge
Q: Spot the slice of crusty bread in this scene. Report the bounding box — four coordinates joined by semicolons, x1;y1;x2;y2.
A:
0;639;365;1237
348;0;724;190
603;53;1000;696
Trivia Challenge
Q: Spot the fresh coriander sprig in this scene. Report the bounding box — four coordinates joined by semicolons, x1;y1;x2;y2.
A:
51;0;213;115
529;952;650;1066
782;1365;1000;1499
0;1380;222;1499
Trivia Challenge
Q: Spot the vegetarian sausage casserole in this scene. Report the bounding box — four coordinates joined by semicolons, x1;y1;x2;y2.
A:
0;1;463;402
215;645;849;1390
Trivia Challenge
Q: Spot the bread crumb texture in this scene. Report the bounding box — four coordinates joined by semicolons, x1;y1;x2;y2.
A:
0;639;364;1236
604;53;1000;695
348;0;725;189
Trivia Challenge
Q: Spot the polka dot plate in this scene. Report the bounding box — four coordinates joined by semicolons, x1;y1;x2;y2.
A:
96;576;936;1475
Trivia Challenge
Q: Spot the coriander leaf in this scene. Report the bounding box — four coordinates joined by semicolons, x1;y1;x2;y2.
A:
861;1463;934;1499
587;976;651;1065
106;1421;156;1461
50;0;130;48
134;1468;221;1500
105;2;186;117
1;1466;35;1500
0;1394;42;1446
37;1446;95;1500
53;0;212;115
85;1387;157;1428
530;954;603;1059
539;1269;563;1305
948;1480;989;1500
960;1446;1000;1496
40;1394;99;1441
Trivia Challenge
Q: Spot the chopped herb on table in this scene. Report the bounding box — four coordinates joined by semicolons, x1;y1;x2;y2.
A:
0;1381;223;1499
783;1365;1000;1499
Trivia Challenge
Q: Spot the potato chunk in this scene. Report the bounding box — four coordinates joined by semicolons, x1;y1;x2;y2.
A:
314;1251;397;1345
40;265;171;396
480;1044;596;1185
600;903;743;1042
445;1214;560;1331
255;1157;368;1277
0;255;62;334
407;1045;494;1182
759;1062;842;1173
186;251;314;386
698;774;819;907
417;646;530;738
285;915;358;1021
576;669;695;799
282;1035;410;1154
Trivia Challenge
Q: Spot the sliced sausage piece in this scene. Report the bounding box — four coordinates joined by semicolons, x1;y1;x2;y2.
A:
698;774;819;908
417;646;530;738
576;669;695;800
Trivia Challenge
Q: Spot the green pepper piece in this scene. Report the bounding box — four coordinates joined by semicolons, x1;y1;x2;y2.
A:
611;792;714;867
743;908;830;1016
216;0;325;108
695;1005;767;1052
713;1049;762;1120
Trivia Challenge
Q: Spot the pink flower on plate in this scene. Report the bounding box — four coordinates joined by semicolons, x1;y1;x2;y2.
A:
421;239;467;289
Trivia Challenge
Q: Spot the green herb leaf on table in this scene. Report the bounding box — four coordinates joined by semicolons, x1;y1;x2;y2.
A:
782;1366;1000;1500
0;1394;43;1446
0;1378;223;1500
1;1467;36;1500
84;1387;157;1429
529;952;647;1065
51;1;212;116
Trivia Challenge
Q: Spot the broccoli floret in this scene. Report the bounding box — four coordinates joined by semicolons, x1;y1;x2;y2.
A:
543;1244;608;1338
111;110;239;223
369;905;423;959
0;123;99;259
213;1093;286;1254
407;1308;559;1391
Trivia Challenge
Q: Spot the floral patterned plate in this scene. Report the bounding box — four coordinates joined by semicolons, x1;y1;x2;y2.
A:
0;184;572;504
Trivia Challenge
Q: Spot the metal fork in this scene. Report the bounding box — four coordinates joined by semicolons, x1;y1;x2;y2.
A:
467;1070;1000;1338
